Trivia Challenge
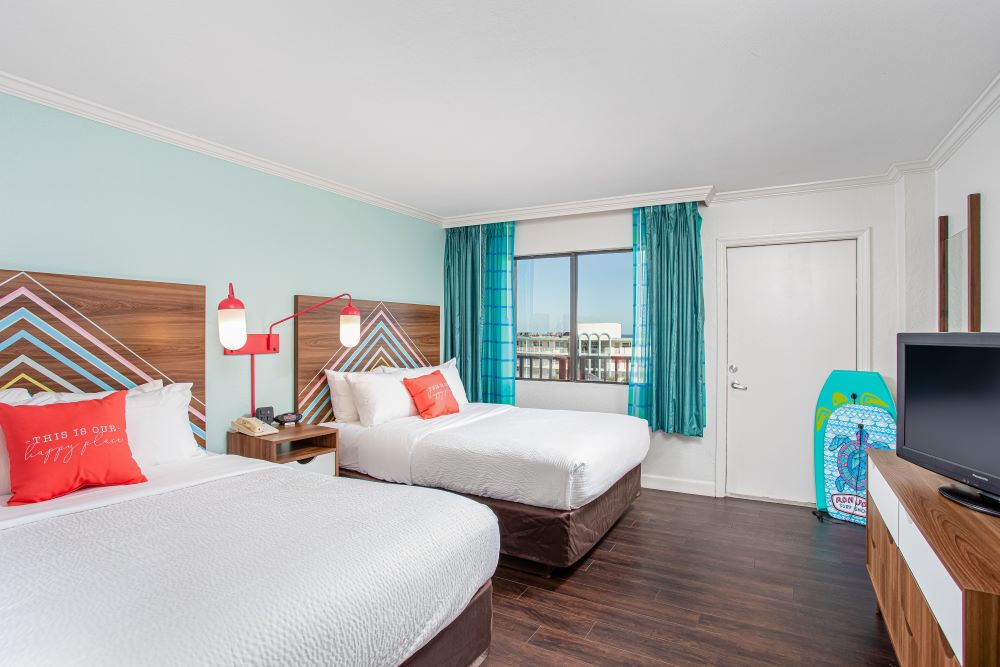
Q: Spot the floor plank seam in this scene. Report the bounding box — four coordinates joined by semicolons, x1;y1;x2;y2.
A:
484;489;897;666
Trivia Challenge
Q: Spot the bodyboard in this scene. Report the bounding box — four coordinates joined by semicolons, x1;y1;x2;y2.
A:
814;370;896;523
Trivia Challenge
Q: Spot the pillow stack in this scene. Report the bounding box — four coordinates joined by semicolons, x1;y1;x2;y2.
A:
324;359;468;427
323;367;393;423
0;380;204;505
0;392;147;505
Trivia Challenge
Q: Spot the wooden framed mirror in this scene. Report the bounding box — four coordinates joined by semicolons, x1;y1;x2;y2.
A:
938;193;982;332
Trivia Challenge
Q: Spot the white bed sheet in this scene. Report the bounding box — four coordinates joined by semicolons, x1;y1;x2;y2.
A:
327;403;650;510
322;419;369;471
0;454;499;666
0;449;225;529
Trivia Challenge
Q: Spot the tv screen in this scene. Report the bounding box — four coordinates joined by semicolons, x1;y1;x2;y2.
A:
899;333;1000;496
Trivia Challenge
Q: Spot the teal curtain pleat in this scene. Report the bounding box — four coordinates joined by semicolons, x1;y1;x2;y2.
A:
481;222;516;404
443;221;516;404
630;212;652;420
628;202;706;436
443;225;483;402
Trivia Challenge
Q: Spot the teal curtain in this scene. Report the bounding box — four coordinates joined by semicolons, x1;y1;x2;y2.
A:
629;202;706;436
443;225;483;402
481;222;516;404
443;222;516;404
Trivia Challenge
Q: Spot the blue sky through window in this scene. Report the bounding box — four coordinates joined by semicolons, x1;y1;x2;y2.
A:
517;255;569;333
516;251;632;336
578;251;633;337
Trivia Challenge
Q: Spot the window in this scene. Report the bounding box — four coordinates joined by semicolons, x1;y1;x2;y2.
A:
515;250;633;384
515;255;570;381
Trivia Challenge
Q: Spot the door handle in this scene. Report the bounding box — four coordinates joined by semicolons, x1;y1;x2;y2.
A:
731;381;748;391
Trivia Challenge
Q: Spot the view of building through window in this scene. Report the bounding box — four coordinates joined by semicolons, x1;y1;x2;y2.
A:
515;250;632;383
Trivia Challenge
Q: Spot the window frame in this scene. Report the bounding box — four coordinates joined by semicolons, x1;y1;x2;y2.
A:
514;247;632;385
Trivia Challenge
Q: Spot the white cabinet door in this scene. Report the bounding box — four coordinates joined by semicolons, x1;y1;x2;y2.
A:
284;452;337;476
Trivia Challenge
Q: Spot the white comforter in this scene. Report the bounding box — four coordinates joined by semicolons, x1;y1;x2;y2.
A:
0;455;499;667
338;404;650;510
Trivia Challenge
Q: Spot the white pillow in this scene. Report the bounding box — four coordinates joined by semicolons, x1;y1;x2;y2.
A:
0;389;32;497
12;380;164;405
323;368;392;422
125;383;202;468
0;382;163;496
324;370;364;422
384;359;470;405
345;373;418;427
0;388;30;404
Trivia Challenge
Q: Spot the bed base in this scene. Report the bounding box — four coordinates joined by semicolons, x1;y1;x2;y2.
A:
402;579;492;667
343;466;641;568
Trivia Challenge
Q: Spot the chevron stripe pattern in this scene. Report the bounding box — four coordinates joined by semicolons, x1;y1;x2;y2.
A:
298;302;431;424
0;271;207;445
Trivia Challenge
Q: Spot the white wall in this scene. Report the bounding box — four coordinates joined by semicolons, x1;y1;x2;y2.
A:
895;171;938;332
935;107;1000;331
515;210;632;255
515;186;900;496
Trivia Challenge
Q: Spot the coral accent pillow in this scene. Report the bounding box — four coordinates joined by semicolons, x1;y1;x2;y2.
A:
403;371;459;419
0;391;147;505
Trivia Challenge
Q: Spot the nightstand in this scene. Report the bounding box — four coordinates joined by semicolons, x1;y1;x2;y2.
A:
227;423;340;476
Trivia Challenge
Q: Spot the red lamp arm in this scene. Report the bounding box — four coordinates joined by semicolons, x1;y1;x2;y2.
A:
265;293;353;345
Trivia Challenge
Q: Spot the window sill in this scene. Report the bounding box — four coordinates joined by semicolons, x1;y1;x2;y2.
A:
516;378;630;386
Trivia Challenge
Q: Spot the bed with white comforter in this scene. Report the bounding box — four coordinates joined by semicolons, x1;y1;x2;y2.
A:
328;403;650;511
0;454;499;667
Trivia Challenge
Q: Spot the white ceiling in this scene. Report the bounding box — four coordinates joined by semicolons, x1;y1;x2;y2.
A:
1;1;999;219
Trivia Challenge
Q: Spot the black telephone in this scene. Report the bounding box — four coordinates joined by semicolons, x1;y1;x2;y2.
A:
274;412;303;426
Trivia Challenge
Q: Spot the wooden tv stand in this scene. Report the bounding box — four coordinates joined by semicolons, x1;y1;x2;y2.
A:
867;450;1000;666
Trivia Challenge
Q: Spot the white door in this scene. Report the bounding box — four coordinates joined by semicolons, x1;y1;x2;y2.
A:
725;240;858;504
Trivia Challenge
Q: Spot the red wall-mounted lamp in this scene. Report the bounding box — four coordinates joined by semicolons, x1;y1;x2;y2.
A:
218;283;361;414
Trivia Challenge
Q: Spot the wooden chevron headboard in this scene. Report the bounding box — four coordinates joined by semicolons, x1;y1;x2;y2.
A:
0;269;207;445
293;295;440;424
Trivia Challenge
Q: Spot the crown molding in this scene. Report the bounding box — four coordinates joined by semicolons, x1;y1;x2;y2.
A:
0;71;442;224
440;157;940;220
886;159;936;180
712;172;893;204
440;185;716;227
927;70;1000;170
710;159;935;205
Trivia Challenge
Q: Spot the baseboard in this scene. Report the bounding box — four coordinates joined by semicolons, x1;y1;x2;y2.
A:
725;492;816;508
641;473;715;497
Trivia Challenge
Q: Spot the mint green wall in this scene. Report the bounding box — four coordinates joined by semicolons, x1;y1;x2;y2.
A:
0;92;444;451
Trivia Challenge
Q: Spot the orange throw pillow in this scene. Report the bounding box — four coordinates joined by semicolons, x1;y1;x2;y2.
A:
0;391;147;505
403;371;459;419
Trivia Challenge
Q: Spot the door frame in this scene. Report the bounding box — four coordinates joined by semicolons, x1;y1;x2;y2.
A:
713;229;872;498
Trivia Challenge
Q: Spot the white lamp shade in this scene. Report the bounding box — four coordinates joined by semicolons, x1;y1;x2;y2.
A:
339;313;361;348
219;307;248;350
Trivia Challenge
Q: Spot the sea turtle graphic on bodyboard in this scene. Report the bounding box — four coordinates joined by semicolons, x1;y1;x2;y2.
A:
813;370;896;524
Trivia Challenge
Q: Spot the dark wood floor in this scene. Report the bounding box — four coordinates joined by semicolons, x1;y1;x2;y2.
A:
483;489;899;667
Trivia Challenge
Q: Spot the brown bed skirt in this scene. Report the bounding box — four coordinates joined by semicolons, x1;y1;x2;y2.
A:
402;579;492;667
343;466;642;568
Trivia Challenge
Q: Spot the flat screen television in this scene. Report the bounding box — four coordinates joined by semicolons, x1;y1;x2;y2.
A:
897;332;1000;516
